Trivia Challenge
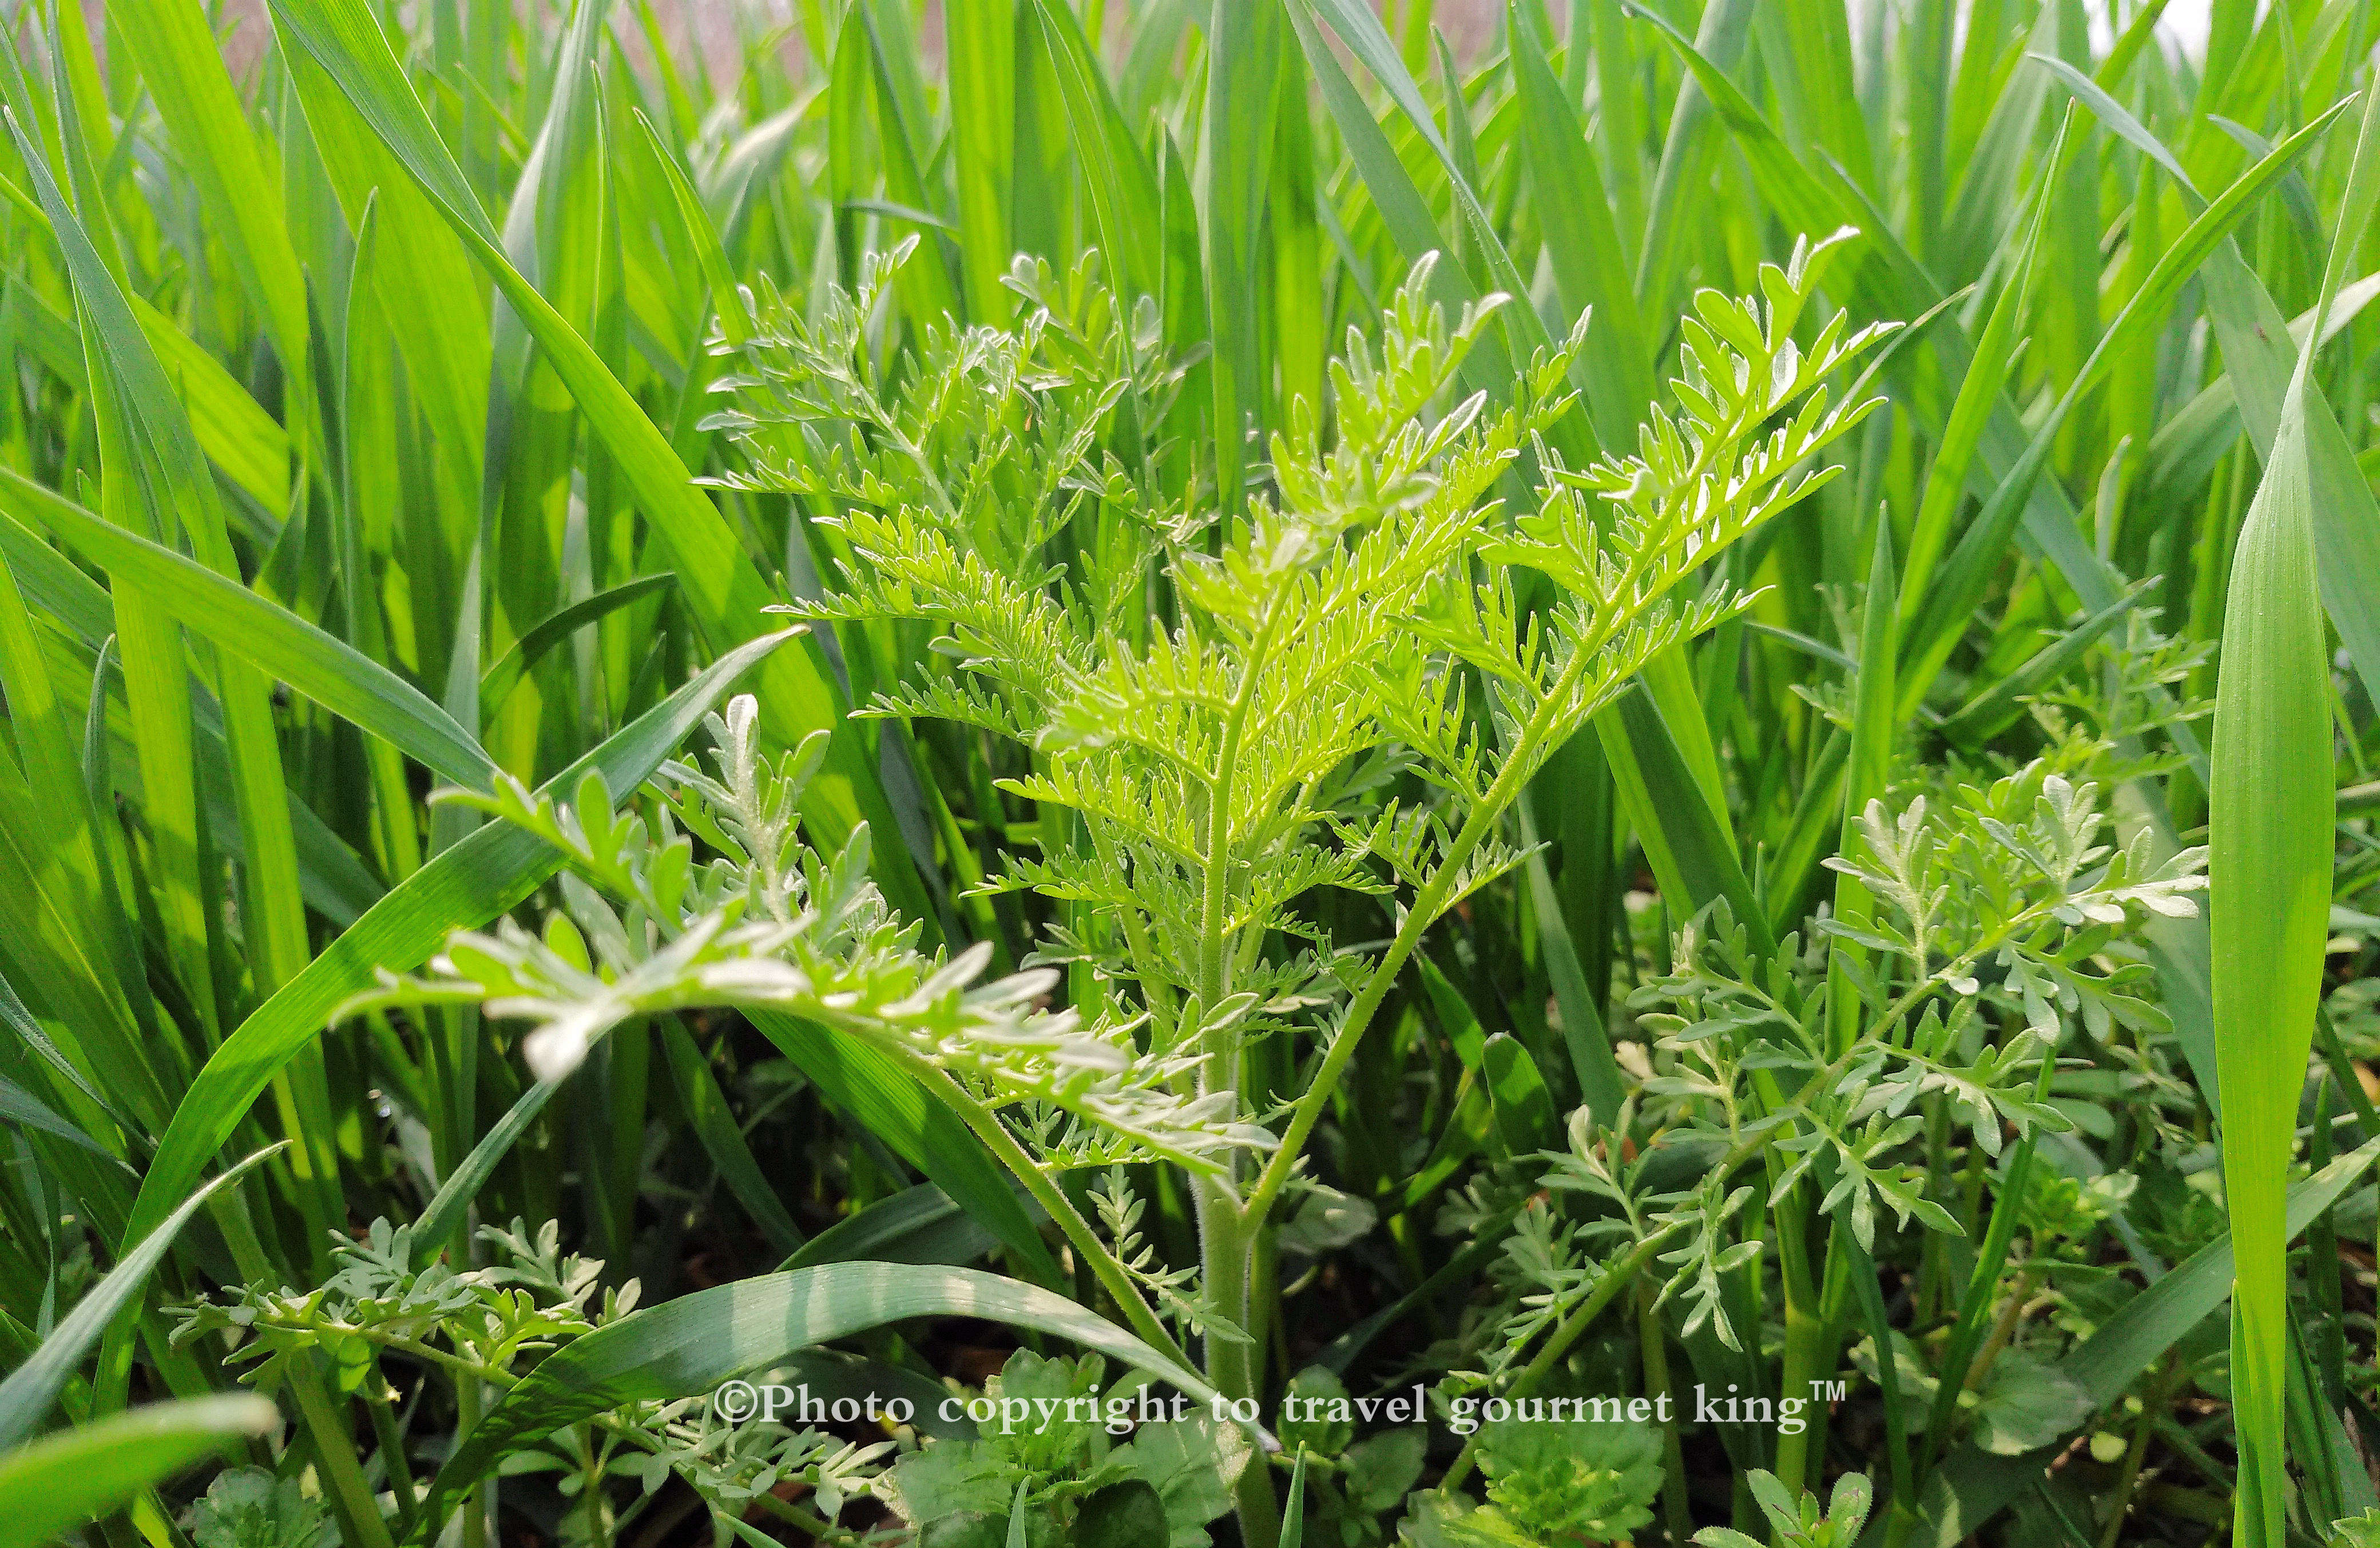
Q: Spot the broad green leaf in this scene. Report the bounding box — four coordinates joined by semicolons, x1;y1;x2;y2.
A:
1481;1033;1555;1152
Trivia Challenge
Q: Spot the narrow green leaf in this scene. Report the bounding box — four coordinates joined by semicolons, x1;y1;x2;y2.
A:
784;1180;1041;1272
946;0;1016;321
1506;0;1652;441
479;573;676;720
2210;79;2370;1541
0;1394;278;1548
0;1145;281;1450
403;1263;1264;1544
13;474;499;791
262;0;931;924
661;1018;806;1259
412;1076;559;1252
116;630;800;1256
1898;111;2065;628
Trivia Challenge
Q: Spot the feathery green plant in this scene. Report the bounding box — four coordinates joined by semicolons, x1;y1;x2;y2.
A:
2;2;2379;1546
701;233;1890;1538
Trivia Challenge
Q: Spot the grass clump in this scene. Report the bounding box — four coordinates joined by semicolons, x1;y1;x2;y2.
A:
1;3;2378;1548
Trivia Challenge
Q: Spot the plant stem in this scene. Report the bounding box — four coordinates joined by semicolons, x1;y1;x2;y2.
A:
1961;1262;2039;1395
574;1426;611;1548
907;1055;1189;1369
288;1358;399;1548
1439;1226;1681;1494
1758;1065;1826;1501
1200;1188;1280;1548
1771;1300;1831;1504
1185;570;1292;1548
458;1354;488;1548
2099;1361;2177;1548
1242;764;1520;1233
362;1372;418;1537
744;1491;868;1546
1635;1276;1694;1547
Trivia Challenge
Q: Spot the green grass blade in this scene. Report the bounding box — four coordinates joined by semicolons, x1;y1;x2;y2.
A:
0;1144;281;1448
479;573;676;722
11;474;498;790
1827;516;1897;1056
659;1017;806;1259
100;0;311;388
2209;80;2377;1548
263;0;916;896
284;40;489;512
946;0;1016;321
1515;788;1626;1122
1897;95;2354;717
1598;683;1775;963
1506;0;1652;440
402;1263;1260;1544
0;1393;277;1548
1633;0;1758;316
410;1075;558;1252
1897;112;2063;628
114;629;800;1256
1296;0;1553;363
1196;0;1285;510
0;1069;128;1164
784;1179;1033;1271
744;1007;1060;1282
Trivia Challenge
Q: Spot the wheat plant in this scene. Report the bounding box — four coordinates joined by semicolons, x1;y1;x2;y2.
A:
0;2;2376;1548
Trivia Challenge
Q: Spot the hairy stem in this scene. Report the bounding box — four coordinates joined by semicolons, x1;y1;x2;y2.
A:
1242;724;1543;1232
1199;1188;1280;1548
1770;1303;1835;1511
1191;583;1294;1548
1762;1075;1827;1505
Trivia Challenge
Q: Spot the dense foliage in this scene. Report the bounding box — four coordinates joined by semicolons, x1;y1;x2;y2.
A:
1;3;2378;1548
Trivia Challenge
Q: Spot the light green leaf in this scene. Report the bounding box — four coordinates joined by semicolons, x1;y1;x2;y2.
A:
0;1394;279;1548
